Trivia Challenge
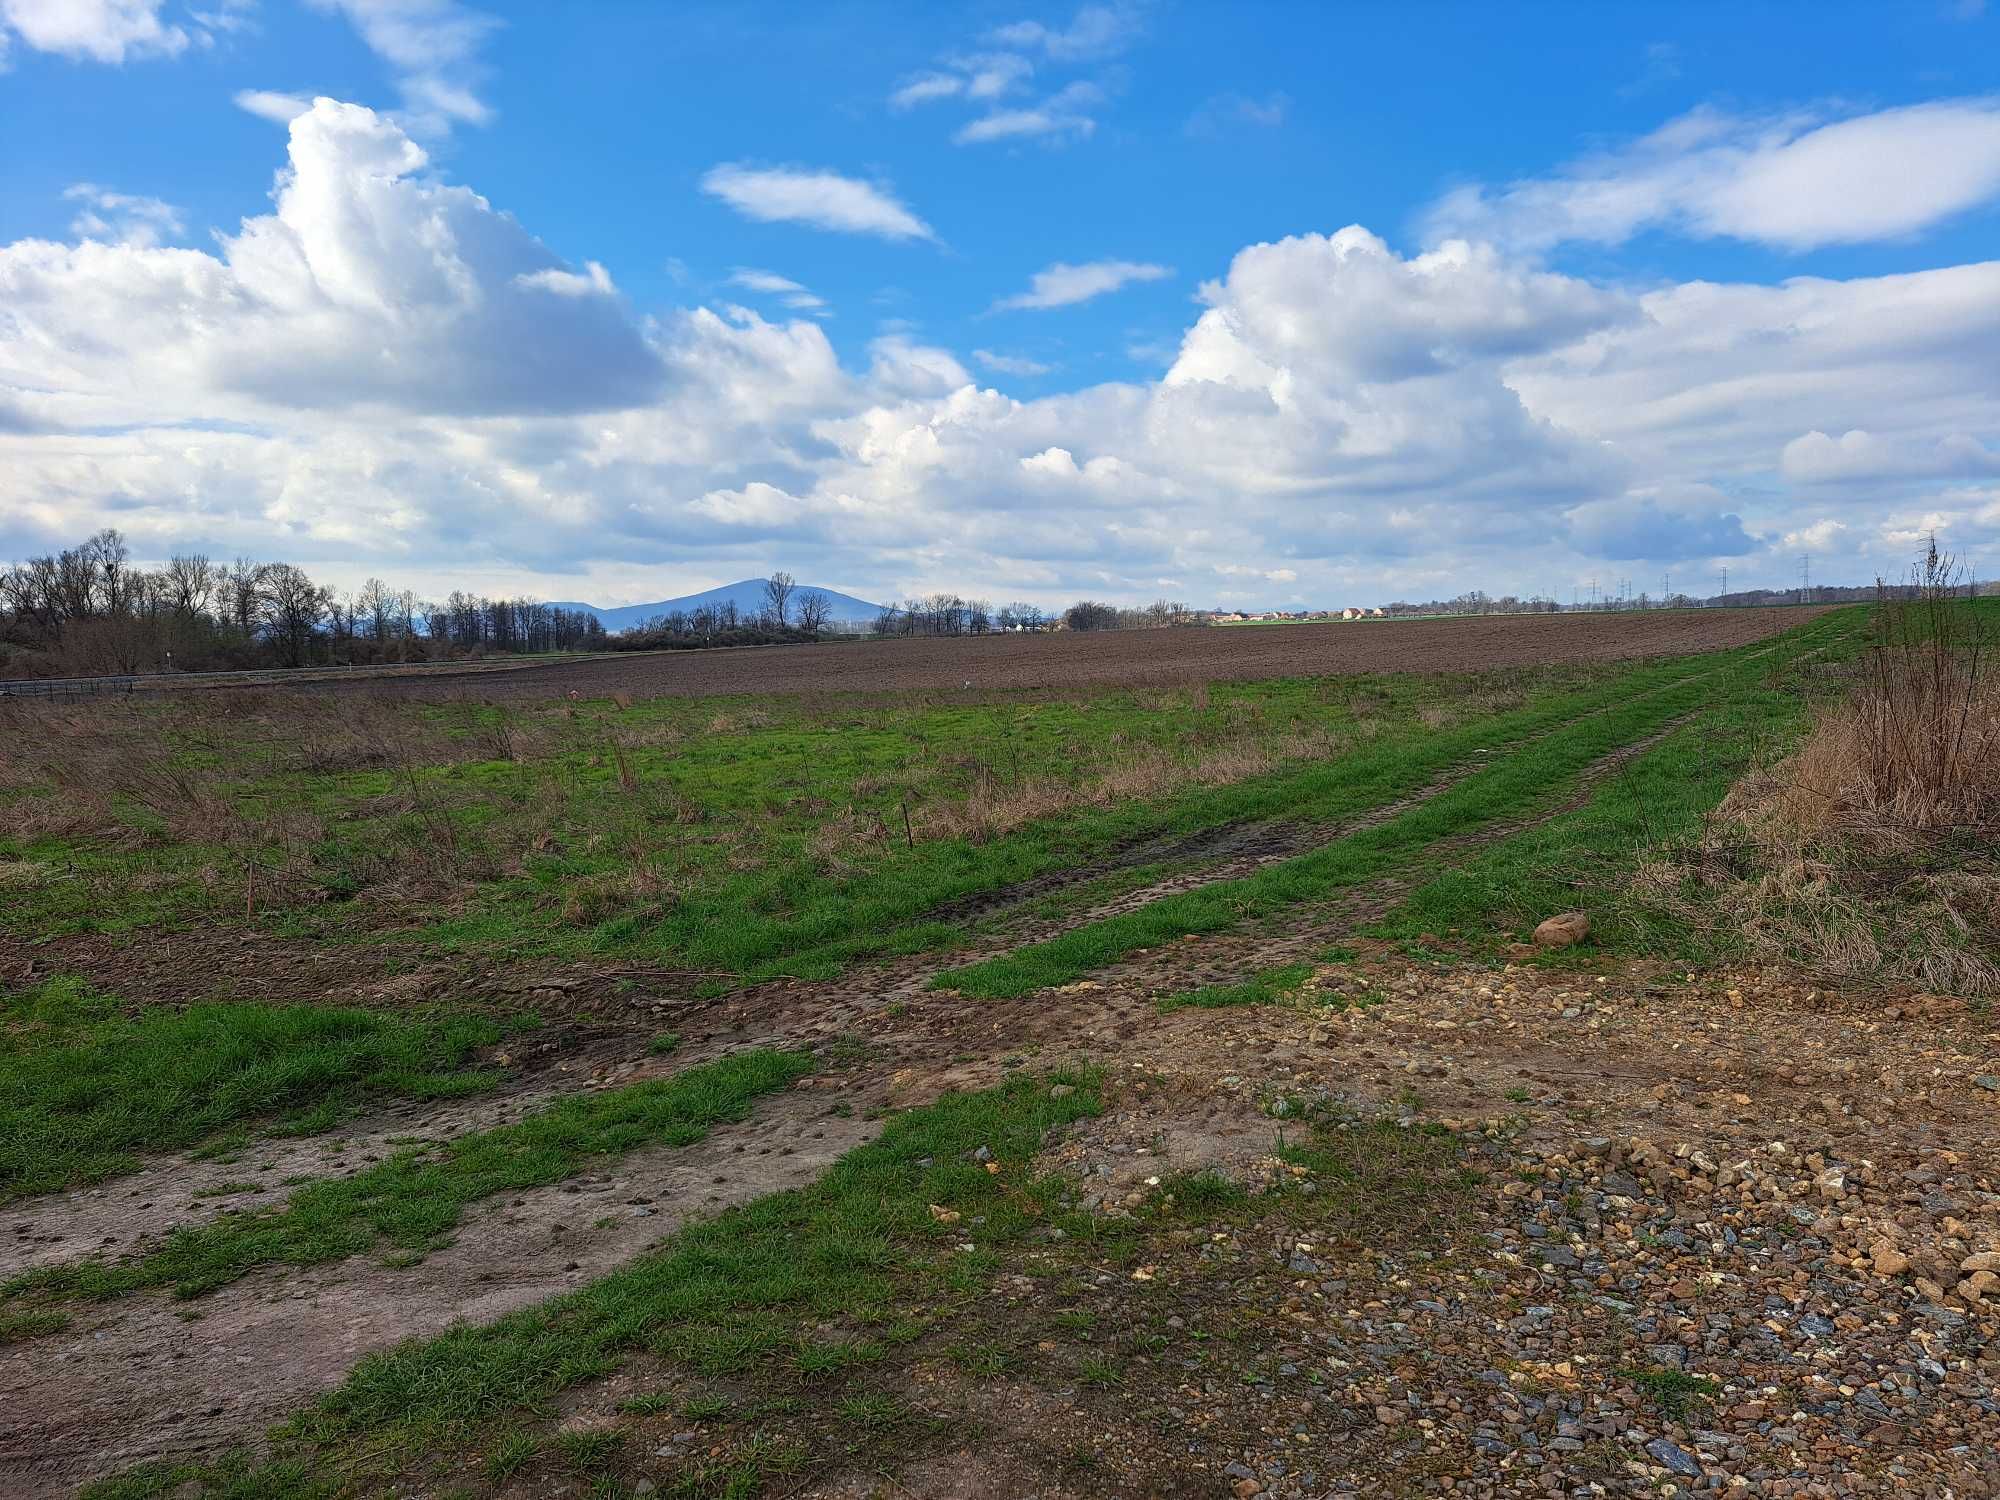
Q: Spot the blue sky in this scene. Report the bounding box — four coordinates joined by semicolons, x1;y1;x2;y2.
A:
3;1;1999;609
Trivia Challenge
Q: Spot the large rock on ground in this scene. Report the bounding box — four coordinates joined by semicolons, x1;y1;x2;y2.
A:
1532;911;1592;948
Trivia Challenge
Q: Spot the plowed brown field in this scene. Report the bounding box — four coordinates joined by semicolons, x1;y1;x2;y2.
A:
326;606;1826;701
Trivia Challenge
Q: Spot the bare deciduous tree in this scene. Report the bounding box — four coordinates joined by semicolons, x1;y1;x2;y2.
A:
164;555;218;620
355;577;395;643
226;558;266;641
259;563;331;667
763;571;797;628
796;589;832;638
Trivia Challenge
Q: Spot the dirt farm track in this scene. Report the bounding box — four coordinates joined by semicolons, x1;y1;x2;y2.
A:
312;607;1830;702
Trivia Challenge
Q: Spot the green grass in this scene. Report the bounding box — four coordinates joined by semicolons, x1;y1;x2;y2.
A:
1275;1119;1486;1222
1364;609;1867;956
86;1068;1102;1498
6;1048;810;1303
1147;1169;1251;1216
0;976;513;1200
0;1307;69;1343
1619;1366;1721;1421
81;1453;337;1500
1155;946;1382;1015
1155;961;1317;1013
1;664;1629;982
935;615;1860;998
733;656;1722;981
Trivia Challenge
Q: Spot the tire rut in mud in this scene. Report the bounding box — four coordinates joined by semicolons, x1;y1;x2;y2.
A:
1;1022;664;1281
0;1092;879;1498
1060;716;1695;998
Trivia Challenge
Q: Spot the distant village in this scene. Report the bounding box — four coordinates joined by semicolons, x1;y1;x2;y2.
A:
1212;605;1388;624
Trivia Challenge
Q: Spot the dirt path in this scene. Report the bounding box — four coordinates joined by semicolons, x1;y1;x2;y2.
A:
11;929;1996;1496
0;1022;773;1279
453;952;2000;1500
0;1090;878;1497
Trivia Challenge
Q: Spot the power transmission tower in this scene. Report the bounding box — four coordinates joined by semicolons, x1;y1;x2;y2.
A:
1799;554;1811;605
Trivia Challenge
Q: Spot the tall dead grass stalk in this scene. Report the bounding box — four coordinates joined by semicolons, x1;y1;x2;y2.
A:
1648;541;2000;995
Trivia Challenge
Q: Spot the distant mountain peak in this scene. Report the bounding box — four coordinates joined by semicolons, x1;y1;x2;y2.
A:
546;579;886;633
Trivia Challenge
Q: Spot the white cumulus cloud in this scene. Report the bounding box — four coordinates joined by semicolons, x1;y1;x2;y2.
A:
994;258;1171;310
63;183;184;247
0;0;188;61
700;164;937;243
1780;428;2000;483
1428;99;2000;253
1;100;660;416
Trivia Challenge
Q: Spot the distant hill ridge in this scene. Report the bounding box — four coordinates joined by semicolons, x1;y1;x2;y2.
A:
547;580;886;633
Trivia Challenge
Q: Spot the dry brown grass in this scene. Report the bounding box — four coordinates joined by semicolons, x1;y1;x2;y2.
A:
905;725;1344;848
1651;546;2000;996
1723;549;1999;854
0;691;531;910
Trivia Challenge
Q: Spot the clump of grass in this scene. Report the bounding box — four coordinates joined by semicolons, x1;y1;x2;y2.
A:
0;976;509;1200
0;1307;69;1344
1155;955;1382;1014
1619;1366;1720;1421
6;1048;811;1302
1147;1169;1249;1216
1156;962;1316;1013
649;1031;682;1056
1276;1118;1481;1230
554;1427;623;1472
615;1391;676;1416
483;1431;540;1481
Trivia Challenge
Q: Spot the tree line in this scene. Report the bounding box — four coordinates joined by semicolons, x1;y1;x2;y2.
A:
871;595;1199;635
0;529;605;678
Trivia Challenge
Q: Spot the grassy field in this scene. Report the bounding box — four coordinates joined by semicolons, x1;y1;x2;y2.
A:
936;608;1861;996
0;664;1619;971
0;611;1873;1207
12;600;2000;1498
0;616;1860;988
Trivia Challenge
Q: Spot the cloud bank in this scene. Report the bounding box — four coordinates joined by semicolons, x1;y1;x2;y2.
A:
4;100;1999;612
